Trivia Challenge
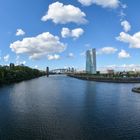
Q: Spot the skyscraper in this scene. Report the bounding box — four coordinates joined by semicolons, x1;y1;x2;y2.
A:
86;48;96;74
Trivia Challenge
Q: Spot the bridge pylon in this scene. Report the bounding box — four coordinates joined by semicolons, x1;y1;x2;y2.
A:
46;67;49;77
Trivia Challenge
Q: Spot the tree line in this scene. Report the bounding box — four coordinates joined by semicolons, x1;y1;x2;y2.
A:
0;64;46;85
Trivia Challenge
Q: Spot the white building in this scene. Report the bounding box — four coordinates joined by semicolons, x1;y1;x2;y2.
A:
86;48;96;74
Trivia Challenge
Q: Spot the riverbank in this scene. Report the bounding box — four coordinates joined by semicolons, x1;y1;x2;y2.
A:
68;74;140;83
0;65;46;85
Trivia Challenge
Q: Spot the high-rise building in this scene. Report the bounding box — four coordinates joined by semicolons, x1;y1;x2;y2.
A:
10;63;15;69
86;48;96;74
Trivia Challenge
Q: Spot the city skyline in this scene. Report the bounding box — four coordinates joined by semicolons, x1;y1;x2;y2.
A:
0;0;140;71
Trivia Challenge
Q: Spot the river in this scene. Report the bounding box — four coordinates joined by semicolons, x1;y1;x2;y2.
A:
0;75;140;140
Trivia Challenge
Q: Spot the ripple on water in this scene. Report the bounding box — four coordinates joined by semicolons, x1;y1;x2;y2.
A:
0;75;140;140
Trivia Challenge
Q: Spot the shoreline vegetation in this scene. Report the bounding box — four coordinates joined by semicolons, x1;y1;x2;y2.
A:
0;64;46;86
67;73;140;83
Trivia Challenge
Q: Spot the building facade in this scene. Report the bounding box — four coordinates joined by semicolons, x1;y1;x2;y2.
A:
86;48;96;74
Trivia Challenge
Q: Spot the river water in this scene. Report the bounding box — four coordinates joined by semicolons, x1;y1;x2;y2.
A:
0;75;140;140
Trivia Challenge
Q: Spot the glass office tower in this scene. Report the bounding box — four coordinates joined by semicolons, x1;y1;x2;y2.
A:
86;48;96;74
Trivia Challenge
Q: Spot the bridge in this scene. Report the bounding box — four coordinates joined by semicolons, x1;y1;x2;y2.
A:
46;67;75;75
50;68;75;74
50;69;68;74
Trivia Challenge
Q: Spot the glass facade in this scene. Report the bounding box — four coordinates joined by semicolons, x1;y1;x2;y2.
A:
86;49;96;74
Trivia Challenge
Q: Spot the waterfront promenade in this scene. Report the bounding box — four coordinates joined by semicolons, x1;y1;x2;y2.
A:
68;74;140;83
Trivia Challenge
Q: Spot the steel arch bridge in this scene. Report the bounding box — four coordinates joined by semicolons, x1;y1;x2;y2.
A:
49;68;75;74
50;68;68;74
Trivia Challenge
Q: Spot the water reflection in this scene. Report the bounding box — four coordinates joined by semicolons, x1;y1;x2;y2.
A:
0;76;140;139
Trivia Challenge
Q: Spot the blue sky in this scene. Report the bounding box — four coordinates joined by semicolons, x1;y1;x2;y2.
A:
0;0;140;71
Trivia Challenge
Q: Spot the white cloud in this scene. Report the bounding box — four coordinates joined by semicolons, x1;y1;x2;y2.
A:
67;53;74;58
61;28;70;38
72;28;84;38
121;20;131;32
10;32;66;60
97;47;118;54
4;54;10;62
61;27;84;39
78;0;120;8
78;0;93;6
47;54;60;60
15;56;26;65
16;29;25;36
116;32;140;48
34;65;38;68
118;49;130;58
41;2;87;24
119;10;126;20
100;64;140;71
21;61;26;65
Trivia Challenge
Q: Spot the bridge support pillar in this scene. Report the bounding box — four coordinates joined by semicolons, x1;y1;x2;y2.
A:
46;67;49;77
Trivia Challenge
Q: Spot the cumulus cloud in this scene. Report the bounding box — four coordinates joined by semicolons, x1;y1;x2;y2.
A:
61;27;84;39
47;54;60;60
4;54;10;62
78;0;93;6
41;2;87;24
67;53;74;58
121;20;131;32
118;49;130;58
10;32;66;60
16;29;25;36
97;47;118;54
116;32;140;48
78;0;120;8
72;28;84;38
61;28;70;38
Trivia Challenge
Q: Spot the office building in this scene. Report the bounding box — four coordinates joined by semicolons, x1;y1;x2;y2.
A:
86;48;96;74
10;63;15;69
